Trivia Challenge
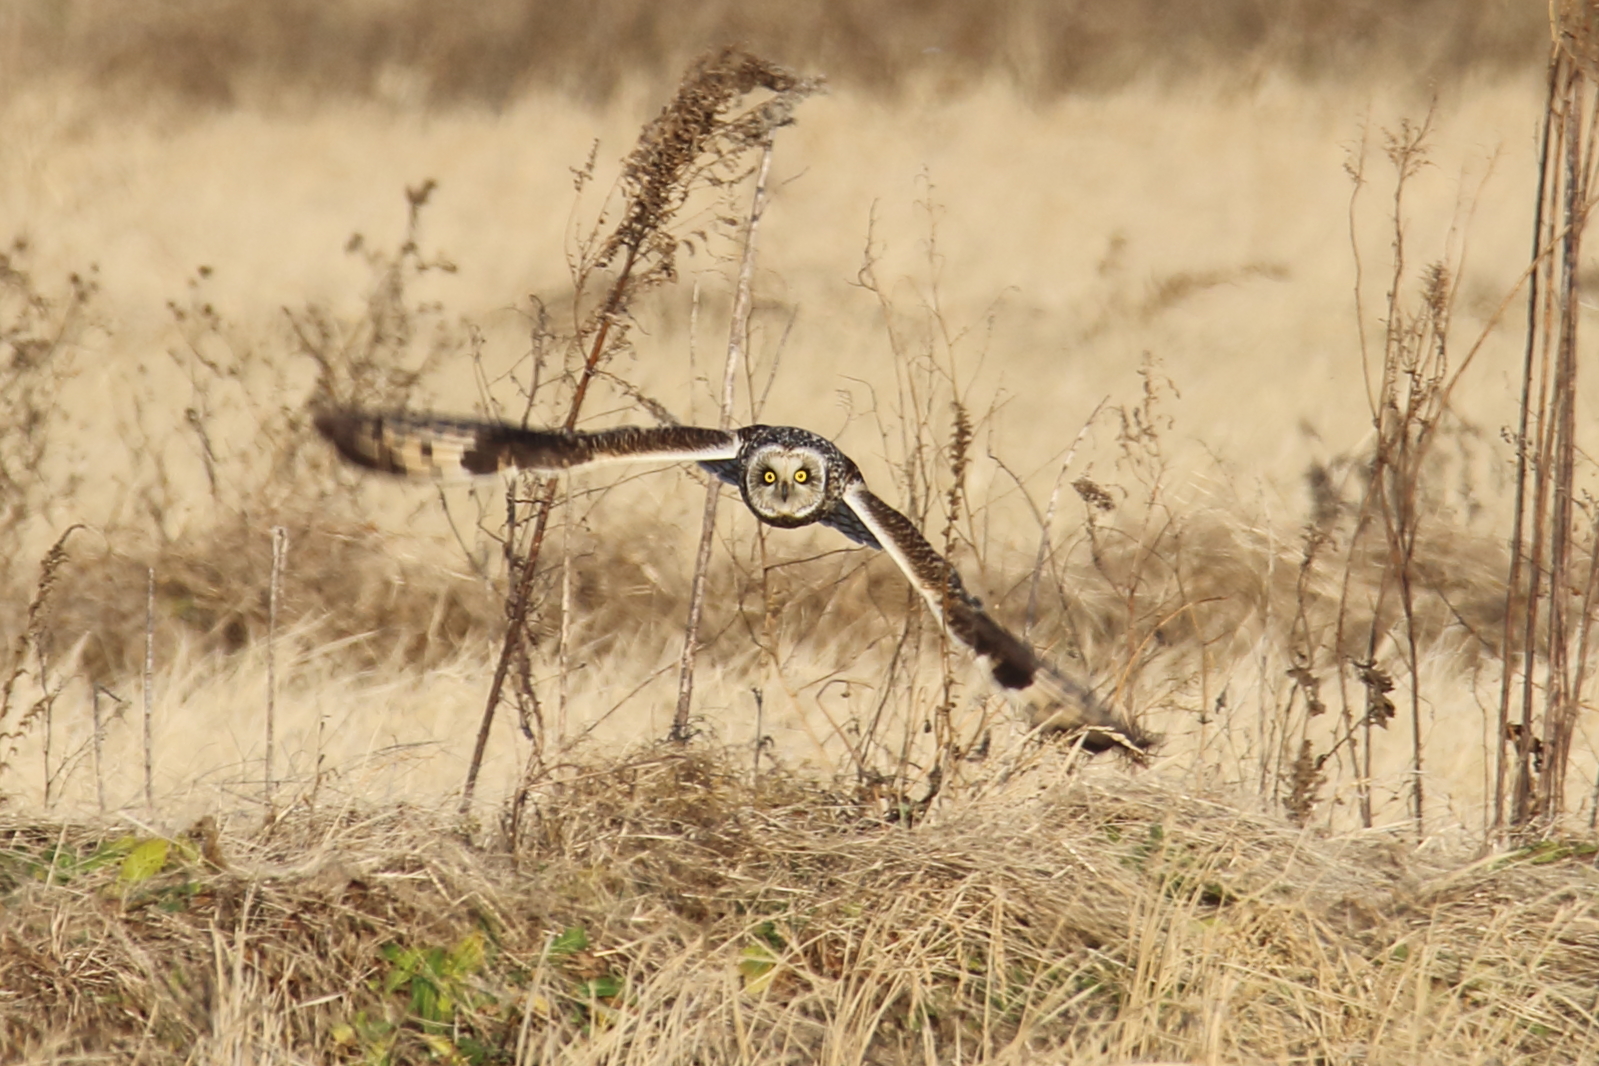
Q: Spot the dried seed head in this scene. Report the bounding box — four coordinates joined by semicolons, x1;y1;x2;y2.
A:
601;47;821;280
1073;476;1115;513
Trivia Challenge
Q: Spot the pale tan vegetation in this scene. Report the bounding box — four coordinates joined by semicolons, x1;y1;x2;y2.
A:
0;0;1546;109
5;749;1598;1064
2;5;1598;1063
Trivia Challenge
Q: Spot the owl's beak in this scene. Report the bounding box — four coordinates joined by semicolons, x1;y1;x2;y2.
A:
778;483;791;502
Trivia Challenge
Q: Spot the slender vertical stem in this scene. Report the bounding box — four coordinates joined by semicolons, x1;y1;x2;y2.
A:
1496;53;1559;833
91;686;105;813
557;480;573;745
459;242;640;815
673;141;774;742
266;526;287;813
1541;61;1592;821
40;644;51;809
752;687;764;784
143;566;155;811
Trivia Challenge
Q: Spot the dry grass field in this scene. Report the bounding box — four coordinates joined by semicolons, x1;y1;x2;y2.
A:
3;4;1599;1063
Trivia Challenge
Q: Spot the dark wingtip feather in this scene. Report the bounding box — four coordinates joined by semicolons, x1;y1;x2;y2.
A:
1071;723;1159;761
312;408;409;475
312;408;374;468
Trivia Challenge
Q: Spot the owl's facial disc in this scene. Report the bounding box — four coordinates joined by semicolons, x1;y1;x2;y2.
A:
747;447;827;524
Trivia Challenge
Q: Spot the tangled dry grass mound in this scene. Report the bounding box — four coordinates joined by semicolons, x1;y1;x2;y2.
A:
3;747;1597;1064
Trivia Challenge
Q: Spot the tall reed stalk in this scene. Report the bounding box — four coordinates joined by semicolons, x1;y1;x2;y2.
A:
1496;6;1599;832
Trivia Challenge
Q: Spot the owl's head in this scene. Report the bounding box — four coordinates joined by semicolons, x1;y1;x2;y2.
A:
741;443;829;526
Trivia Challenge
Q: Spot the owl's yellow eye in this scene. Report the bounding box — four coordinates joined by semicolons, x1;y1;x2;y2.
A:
763;469;777;484
794;469;809;483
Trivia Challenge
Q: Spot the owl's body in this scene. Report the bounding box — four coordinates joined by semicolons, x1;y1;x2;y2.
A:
316;409;1148;755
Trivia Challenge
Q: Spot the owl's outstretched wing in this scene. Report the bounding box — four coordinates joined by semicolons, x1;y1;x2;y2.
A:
841;481;1149;756
314;410;741;477
818;500;884;549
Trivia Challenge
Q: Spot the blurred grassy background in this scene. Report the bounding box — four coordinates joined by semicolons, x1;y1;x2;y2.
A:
0;1;1580;833
0;0;1547;109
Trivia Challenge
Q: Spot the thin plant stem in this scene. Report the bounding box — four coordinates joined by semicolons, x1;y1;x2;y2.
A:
752;687;764;784
558;479;573;745
673;140;774;742
91;686;105;813
1025;400;1105;639
143;565;154;811
1496;52;1559;833
266;525;287;814
459;241;640;816
39;642;50;809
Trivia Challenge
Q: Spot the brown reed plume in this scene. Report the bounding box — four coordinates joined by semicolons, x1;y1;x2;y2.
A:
0;526;84;800
461;48;819;810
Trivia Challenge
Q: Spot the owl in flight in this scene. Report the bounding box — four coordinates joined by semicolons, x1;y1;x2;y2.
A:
314;410;1149;755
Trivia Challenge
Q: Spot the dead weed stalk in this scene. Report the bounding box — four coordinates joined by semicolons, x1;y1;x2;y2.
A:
0;526;84;804
466;49;819;811
1497;8;1599;832
673;141;776;743
0;240;94;565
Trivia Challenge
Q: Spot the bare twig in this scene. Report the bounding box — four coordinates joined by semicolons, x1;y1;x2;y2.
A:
673;140;775;743
91;686;106;813
752;687;765;783
1495;52;1559;833
143;565;155;811
266;526;287;814
1025;400;1106;638
458;50;817;813
1498;19;1599;831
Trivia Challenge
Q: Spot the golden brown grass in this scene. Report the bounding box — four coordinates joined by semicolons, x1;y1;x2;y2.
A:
0;0;1546;110
4;747;1597;1064
1;20;1597;1063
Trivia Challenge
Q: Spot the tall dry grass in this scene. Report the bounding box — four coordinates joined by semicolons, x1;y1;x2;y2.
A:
1;14;1597;1064
4;749;1597;1064
0;66;1572;828
0;0;1547;109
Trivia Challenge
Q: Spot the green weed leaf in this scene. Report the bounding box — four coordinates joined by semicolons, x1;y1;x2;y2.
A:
118;838;170;884
549;925;588;957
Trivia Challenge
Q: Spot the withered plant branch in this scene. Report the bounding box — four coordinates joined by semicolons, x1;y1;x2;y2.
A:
266;526;287;816
1023;400;1106;640
0;524;82;794
1501;28;1599;830
1494;56;1557;829
1370;115;1443;835
1535;54;1596;822
672;141;775;743
1336;104;1483;834
459;241;638;815
459;50;817;812
934;400;973;772
143;565;155;810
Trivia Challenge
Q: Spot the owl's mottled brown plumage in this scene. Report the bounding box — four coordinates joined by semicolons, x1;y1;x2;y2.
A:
315;408;1149;755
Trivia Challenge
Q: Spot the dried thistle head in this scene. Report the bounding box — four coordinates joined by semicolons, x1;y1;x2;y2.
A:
601;47;822;284
0;524;84;785
1287;663;1327;718
1356;660;1396;728
943;400;973;527
1283;739;1325;826
1073;476;1116;514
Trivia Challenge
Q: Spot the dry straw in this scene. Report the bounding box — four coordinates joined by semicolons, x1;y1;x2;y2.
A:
3;747;1596;1062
